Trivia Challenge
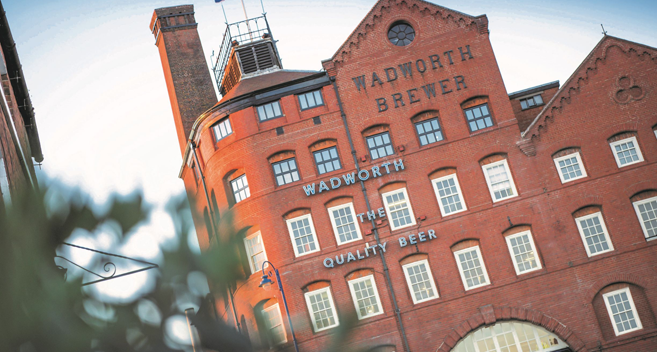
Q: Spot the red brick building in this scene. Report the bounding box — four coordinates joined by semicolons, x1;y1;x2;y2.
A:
0;0;44;211
150;1;657;351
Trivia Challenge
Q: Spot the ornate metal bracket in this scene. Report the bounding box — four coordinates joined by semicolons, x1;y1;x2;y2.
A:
56;242;159;286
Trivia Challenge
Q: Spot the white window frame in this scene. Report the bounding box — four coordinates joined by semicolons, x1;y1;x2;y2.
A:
327;203;363;245
243;231;268;274
348;275;384;320
609;136;644;168
482;159;518;203
575;212;614;257
262;303;287;346
401;259;439;304
553;152;587;184
505;231;542;275
453;246;491;291
381;188;416;231
632;196;657;240
304;287;340;332
286;214;320;257
431;173;467;217
602;287;643;336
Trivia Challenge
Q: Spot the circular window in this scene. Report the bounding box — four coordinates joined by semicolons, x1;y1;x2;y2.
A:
388;22;415;46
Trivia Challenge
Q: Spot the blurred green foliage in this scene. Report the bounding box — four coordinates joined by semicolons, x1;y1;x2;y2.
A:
0;187;371;352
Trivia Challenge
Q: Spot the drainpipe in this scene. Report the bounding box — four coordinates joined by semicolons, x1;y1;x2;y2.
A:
190;141;242;334
330;76;412;352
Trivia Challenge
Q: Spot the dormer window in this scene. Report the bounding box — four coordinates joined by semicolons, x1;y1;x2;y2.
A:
298;90;324;110
519;94;543;110
212;117;232;142
257;101;283;121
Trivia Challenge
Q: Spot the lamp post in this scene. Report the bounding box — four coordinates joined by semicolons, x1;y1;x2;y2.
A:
259;261;300;352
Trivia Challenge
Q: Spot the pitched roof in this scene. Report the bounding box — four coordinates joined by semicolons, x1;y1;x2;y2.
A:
521;35;657;142
216;69;322;105
326;0;488;65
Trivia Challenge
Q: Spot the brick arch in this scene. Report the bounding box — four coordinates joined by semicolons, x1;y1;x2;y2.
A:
435;305;587;352
568;194;604;215
474;150;508;165
584;273;649;302
548;139;585;157
601;122;640;141
625;182;657;200
457;89;492;105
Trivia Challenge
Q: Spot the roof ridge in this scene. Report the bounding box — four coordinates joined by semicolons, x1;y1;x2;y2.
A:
520;35;657;142
327;0;483;66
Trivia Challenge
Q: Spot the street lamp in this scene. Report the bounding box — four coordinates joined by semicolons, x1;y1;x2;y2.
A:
259;261;300;352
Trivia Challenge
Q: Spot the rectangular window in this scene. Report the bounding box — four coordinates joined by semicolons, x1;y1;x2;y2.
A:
298;90;324;110
382;188;416;231
633;197;657;240
366;132;394;160
348;275;384;319
610;136;644;167
519;94;543;110
575;212;614;256
328;203;362;245
273;158;300;186
313;146;342;175
402;259;438;304
212;117;233;142
505;231;541;275
262;304;287;346
554;152;587;183
286;214;320;257
603;288;642;336
244;232;267;274
257;100;283;121
305;287;339;332
464;103;493;132
231;174;250;203
432;174;467;216
415;118;443;146
454;246;490;290
482;159;518;202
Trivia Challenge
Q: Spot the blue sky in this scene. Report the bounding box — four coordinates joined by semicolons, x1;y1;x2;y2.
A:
4;0;656;300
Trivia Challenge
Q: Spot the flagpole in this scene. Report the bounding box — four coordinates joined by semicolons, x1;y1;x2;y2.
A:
240;0;253;40
221;3;228;24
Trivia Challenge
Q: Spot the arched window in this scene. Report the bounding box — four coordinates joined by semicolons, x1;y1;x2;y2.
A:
452;321;569;352
480;154;518;203
607;132;644;168
400;254;438;304
461;96;494;133
429;168;467;217
326;197;362;245
363;125;395;161
310;140;342;175
631;190;657;240
284;209;320;257
411;110;444;146
452;240;490;291
302;281;339;332
572;206;614;257
269;151;300;186
552;147;587;184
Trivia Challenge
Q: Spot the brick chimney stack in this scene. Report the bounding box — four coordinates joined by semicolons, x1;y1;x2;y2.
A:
150;5;217;155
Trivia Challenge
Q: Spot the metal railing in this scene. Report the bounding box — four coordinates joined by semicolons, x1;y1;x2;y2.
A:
211;15;272;95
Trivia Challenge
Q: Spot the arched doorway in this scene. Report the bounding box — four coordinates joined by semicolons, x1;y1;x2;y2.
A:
452;321;571;352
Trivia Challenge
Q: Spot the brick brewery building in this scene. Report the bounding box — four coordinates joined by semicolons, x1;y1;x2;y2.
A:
150;1;657;351
0;0;44;211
